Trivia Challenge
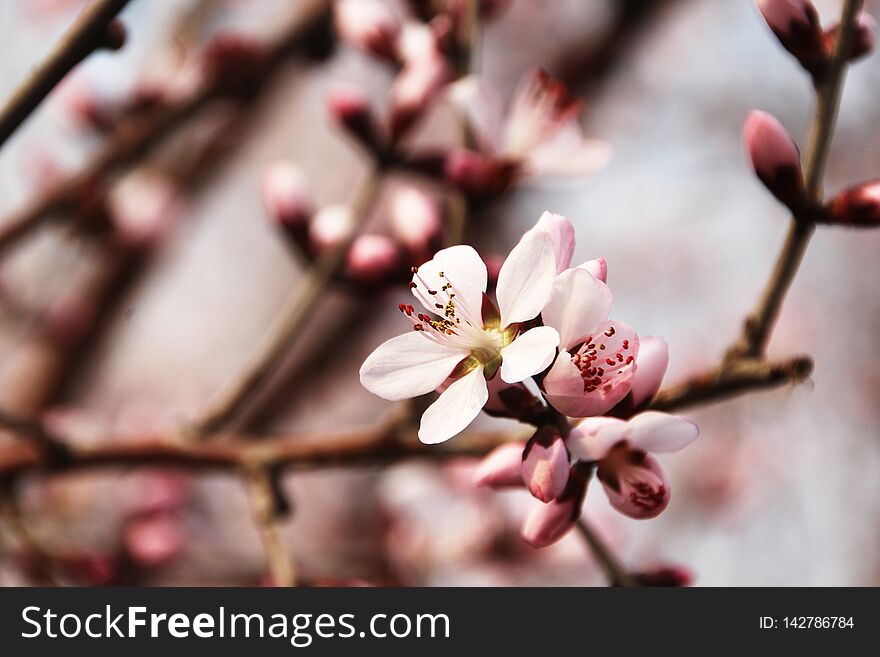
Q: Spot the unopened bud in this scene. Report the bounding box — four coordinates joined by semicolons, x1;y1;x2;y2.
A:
335;0;401;62
823;180;880;227
345;233;402;284
636;564;694;587
754;0;825;74
521;465;588;549
444;149;515;199
388;186;442;258
327;86;384;153
123;515;183;568
262;161;314;233
473;441;527;488
309;204;354;252
521;427;570;503
744;110;805;210
389;49;450;142
825;12;877;62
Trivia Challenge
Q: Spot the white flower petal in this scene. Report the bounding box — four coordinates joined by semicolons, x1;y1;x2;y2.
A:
542;268;612;349
418;366;489;444
526;211;575;274
626;411;699;454
499;326;559;383
411;244;487;321
448;75;504;155
496;229;557;327
527;131;613;178
359;332;466;401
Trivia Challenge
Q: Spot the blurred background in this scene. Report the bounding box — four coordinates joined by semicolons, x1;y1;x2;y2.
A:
0;0;878;586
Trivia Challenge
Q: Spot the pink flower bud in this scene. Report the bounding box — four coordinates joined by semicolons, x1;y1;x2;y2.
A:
444;149;515;198
825;12;877;61
824;180;880;227
744;110;805;210
597;445;670;520
754;0;824;73
483;376;542;420
346;233;402;283
473;441;527;488
309;204;354;252
521;427;570;503
388;186;442;258
327;86;383;152
521;466;588;548
389;52;451;142
123;515;183;568
109;173;179;250
636;564;694;587
335;0;401;62
261;161;314;231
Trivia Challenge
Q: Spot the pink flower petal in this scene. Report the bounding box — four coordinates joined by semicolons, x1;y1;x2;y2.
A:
627;336;669;409
576;256;607;283
525;211;575;274
473;441;527;488
626;411;700;454
598;448;670;520
566;416;629;462
542;268;612;350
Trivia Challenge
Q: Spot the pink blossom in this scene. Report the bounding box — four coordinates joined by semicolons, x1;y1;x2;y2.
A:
449;70;611;190
744;110;805;210
611;336;669;416
568;411;699;519
327;85;382;151
360;215;563;444
309;204;354;251
334;0;401;62
261;161;314;230
473;440;527;488
388;186;442;258
346;233;402;283
521;465;588;548
754;0;824;72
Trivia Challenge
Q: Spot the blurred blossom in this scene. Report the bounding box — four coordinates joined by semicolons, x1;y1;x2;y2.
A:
334;0;402;62
109;172;181;249
388;186;442;259
261;160;314;231
123;514;184;568
345;233;402;283
309;204;355;251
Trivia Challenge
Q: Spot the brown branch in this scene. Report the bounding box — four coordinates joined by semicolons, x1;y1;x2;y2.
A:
0;0;333;257
192;169;383;436
0;0;132;150
245;466;296;586
649;355;813;412
0;421;519;480
575;517;638;587
730;0;863;360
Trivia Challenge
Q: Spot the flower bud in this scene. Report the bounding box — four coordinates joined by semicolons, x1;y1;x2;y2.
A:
335;0;402;62
201;32;268;96
597;445;670;520
521;465;588;548
444;149;515;198
389;36;451;142
823;180;880;227
636;564;694;587
327;86;384;153
109;173;179;250
521;427;570;503
754;0;825;74
825;12;877;62
473;441;527;488
123;515;183;568
309;204;355;252
744;110;805;210
261;161;314;233
388;186;442;258
345;233;402;284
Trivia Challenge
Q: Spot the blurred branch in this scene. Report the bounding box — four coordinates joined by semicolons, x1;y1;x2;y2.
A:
0;0;333;257
0;0;131;150
245;466;295;586
575;517;638;587
729;0;863;360
649;355;813;412
0;419;521;480
192;169;383;436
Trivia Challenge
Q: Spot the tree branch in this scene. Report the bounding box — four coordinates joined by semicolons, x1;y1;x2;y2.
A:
0;0;132;150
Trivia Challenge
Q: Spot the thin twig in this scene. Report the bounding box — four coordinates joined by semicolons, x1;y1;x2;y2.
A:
192;169;383;436
649;355;813;412
0;0;332;257
0;0;132;150
245;466;295;586
575;518;638;587
732;0;863;359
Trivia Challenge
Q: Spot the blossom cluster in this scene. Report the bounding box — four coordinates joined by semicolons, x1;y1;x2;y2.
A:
360;213;699;547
